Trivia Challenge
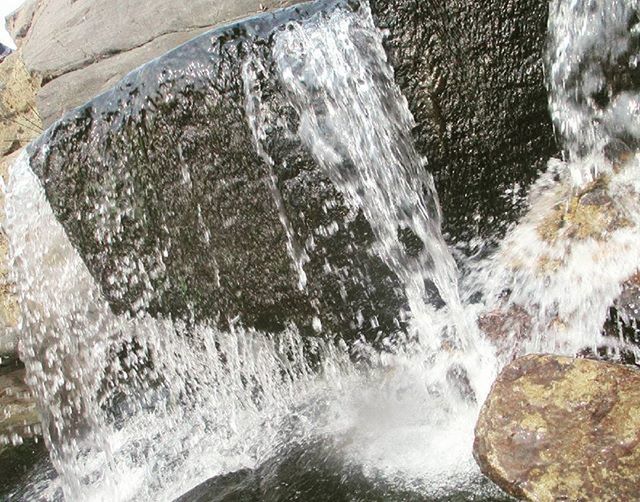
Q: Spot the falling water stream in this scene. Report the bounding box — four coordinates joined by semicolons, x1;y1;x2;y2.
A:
4;0;640;500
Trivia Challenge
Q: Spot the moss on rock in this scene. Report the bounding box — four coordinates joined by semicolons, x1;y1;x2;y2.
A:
474;354;640;501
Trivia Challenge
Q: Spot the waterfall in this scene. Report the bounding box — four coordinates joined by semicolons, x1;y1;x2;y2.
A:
5;148;497;500
6;0;640;500
270;3;481;355
3;3;501;500
467;0;640;361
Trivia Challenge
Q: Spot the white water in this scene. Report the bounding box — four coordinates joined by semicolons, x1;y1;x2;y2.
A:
465;0;640;363
4;0;640;500
4;150;495;500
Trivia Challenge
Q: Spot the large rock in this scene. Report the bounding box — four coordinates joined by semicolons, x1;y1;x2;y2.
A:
7;0;305;126
27;0;406;340
474;354;640;501
23;0;554;340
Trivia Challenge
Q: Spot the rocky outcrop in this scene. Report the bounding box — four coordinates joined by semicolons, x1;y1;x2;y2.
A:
474;354;640;501
7;0;305;127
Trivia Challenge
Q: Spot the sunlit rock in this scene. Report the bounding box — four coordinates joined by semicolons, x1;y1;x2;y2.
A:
0;52;41;158
8;0;307;126
0;52;41;356
474;354;640;501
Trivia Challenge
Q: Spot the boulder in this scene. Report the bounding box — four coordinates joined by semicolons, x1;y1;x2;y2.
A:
474;354;640;501
22;0;555;340
27;0;407;341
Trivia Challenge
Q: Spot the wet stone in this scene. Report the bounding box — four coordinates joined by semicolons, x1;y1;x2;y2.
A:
26;0;555;342
0;368;41;442
474;354;640;501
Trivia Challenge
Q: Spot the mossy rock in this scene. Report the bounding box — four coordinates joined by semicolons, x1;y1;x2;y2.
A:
537;176;631;243
474;354;640;501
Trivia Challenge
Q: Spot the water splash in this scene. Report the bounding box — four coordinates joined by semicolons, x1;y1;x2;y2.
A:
4;148;495;500
468;0;640;363
271;3;486;360
547;0;640;163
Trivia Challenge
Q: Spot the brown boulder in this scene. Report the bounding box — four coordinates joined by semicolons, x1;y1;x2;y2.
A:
474;354;640;501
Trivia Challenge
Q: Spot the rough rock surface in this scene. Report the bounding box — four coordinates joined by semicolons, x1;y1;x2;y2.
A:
24;0;555;341
7;0;305;126
370;0;556;239
474;354;640;501
28;0;407;341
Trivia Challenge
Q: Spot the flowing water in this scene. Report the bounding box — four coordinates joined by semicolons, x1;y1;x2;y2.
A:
3;0;640;500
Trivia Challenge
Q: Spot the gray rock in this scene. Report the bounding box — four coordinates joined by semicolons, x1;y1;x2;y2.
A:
10;0;304;126
0;44;11;63
5;0;38;48
37;28;223;126
16;0;302;79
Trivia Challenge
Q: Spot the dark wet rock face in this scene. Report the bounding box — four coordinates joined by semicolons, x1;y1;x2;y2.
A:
28;0;554;338
474;354;640;501
29;1;406;340
370;0;556;241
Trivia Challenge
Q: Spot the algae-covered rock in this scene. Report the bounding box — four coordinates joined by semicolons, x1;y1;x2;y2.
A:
536;175;631;244
474;354;640;501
